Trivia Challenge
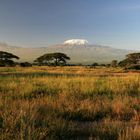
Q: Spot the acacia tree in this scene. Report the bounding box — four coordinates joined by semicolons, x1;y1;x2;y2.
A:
0;51;19;66
126;53;140;64
119;53;140;69
34;52;70;66
119;53;140;70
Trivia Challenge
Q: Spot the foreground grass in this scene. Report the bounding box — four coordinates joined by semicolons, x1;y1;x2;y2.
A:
0;66;140;139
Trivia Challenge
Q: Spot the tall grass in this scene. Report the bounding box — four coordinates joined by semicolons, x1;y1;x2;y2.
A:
0;66;140;139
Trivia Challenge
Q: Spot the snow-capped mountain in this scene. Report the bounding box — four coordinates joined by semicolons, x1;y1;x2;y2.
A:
0;40;132;64
63;39;88;46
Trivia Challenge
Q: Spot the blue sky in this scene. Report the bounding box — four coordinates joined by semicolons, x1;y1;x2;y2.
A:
0;0;140;50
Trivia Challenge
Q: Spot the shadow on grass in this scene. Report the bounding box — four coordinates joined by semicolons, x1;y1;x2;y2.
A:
0;72;127;78
0;72;80;78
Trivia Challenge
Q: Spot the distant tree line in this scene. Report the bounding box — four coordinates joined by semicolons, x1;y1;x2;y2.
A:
0;50;140;70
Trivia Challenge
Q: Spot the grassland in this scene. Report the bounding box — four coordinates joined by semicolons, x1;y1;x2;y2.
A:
0;66;140;140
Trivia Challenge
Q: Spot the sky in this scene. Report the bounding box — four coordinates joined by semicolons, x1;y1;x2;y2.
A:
0;0;140;50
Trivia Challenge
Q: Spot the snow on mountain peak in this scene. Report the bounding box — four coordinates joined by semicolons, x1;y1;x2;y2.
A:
63;39;88;45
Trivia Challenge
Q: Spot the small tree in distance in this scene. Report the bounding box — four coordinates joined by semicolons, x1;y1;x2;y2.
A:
91;62;99;68
111;60;118;67
34;52;70;66
20;62;32;67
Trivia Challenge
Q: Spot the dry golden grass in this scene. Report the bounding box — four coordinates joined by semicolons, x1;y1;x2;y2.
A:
0;66;140;139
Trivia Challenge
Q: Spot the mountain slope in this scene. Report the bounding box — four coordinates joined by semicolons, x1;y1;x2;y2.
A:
46;44;131;64
0;42;132;64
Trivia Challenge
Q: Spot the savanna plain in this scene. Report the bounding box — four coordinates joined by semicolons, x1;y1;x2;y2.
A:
0;66;140;140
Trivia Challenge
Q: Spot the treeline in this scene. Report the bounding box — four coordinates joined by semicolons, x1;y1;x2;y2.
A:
0;51;140;69
90;53;140;70
0;51;70;67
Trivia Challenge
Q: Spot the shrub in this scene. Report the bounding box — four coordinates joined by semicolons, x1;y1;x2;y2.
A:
20;62;32;67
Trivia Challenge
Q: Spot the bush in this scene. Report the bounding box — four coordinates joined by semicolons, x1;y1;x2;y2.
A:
20;62;32;67
126;64;140;70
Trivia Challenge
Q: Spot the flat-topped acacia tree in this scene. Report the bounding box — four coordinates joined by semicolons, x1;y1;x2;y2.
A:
119;53;140;69
126;53;140;64
0;51;19;66
34;52;70;66
119;53;140;67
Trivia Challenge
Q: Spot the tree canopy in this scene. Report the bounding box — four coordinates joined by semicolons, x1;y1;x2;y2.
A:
34;52;70;66
0;51;19;66
126;53;140;64
119;53;140;68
